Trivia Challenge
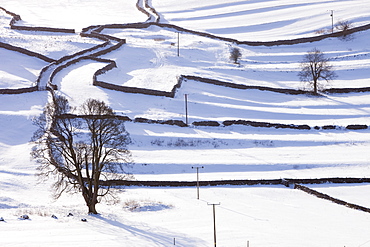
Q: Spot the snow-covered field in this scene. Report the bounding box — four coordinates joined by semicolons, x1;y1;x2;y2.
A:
1;1;370;246
154;0;370;41
0;0;144;31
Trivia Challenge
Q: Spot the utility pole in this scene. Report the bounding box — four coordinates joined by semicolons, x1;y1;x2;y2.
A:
208;203;220;247
330;10;334;33
177;32;180;56
191;166;204;199
184;94;188;126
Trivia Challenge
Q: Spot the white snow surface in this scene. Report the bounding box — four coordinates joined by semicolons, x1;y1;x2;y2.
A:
0;0;145;31
154;0;370;41
1;1;370;246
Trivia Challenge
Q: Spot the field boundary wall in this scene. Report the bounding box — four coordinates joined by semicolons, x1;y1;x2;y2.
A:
294;183;370;214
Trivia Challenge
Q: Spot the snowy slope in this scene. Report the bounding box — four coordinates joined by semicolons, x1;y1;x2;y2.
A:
0;48;48;88
0;0;145;31
154;0;370;41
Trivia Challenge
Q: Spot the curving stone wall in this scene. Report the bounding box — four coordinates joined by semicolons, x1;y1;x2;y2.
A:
144;0;160;22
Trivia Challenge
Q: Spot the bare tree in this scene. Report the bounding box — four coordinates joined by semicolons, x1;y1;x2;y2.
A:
335;20;353;40
298;48;337;94
335;20;352;32
32;95;132;214
230;47;242;64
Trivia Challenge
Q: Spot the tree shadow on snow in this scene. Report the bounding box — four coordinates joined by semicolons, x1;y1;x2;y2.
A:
91;214;206;247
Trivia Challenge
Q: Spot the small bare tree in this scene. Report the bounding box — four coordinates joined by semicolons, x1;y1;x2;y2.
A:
335;20;352;32
230;47;242;64
298;48;337;94
335;20;353;40
32;95;132;214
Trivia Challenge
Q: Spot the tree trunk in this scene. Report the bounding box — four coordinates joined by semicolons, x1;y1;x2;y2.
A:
83;188;99;214
88;202;98;214
313;79;318;94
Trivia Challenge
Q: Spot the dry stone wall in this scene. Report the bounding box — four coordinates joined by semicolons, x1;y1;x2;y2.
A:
0;86;38;94
0;41;54;63
294;184;370;214
101;177;370;188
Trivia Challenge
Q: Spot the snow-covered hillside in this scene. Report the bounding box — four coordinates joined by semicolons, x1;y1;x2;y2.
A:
154;0;370;41
1;1;370;246
0;0;145;31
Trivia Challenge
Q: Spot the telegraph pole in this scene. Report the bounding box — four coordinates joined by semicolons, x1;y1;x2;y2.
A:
208;203;220;247
184;94;188;126
177;32;180;56
191;166;204;199
330;10;334;33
